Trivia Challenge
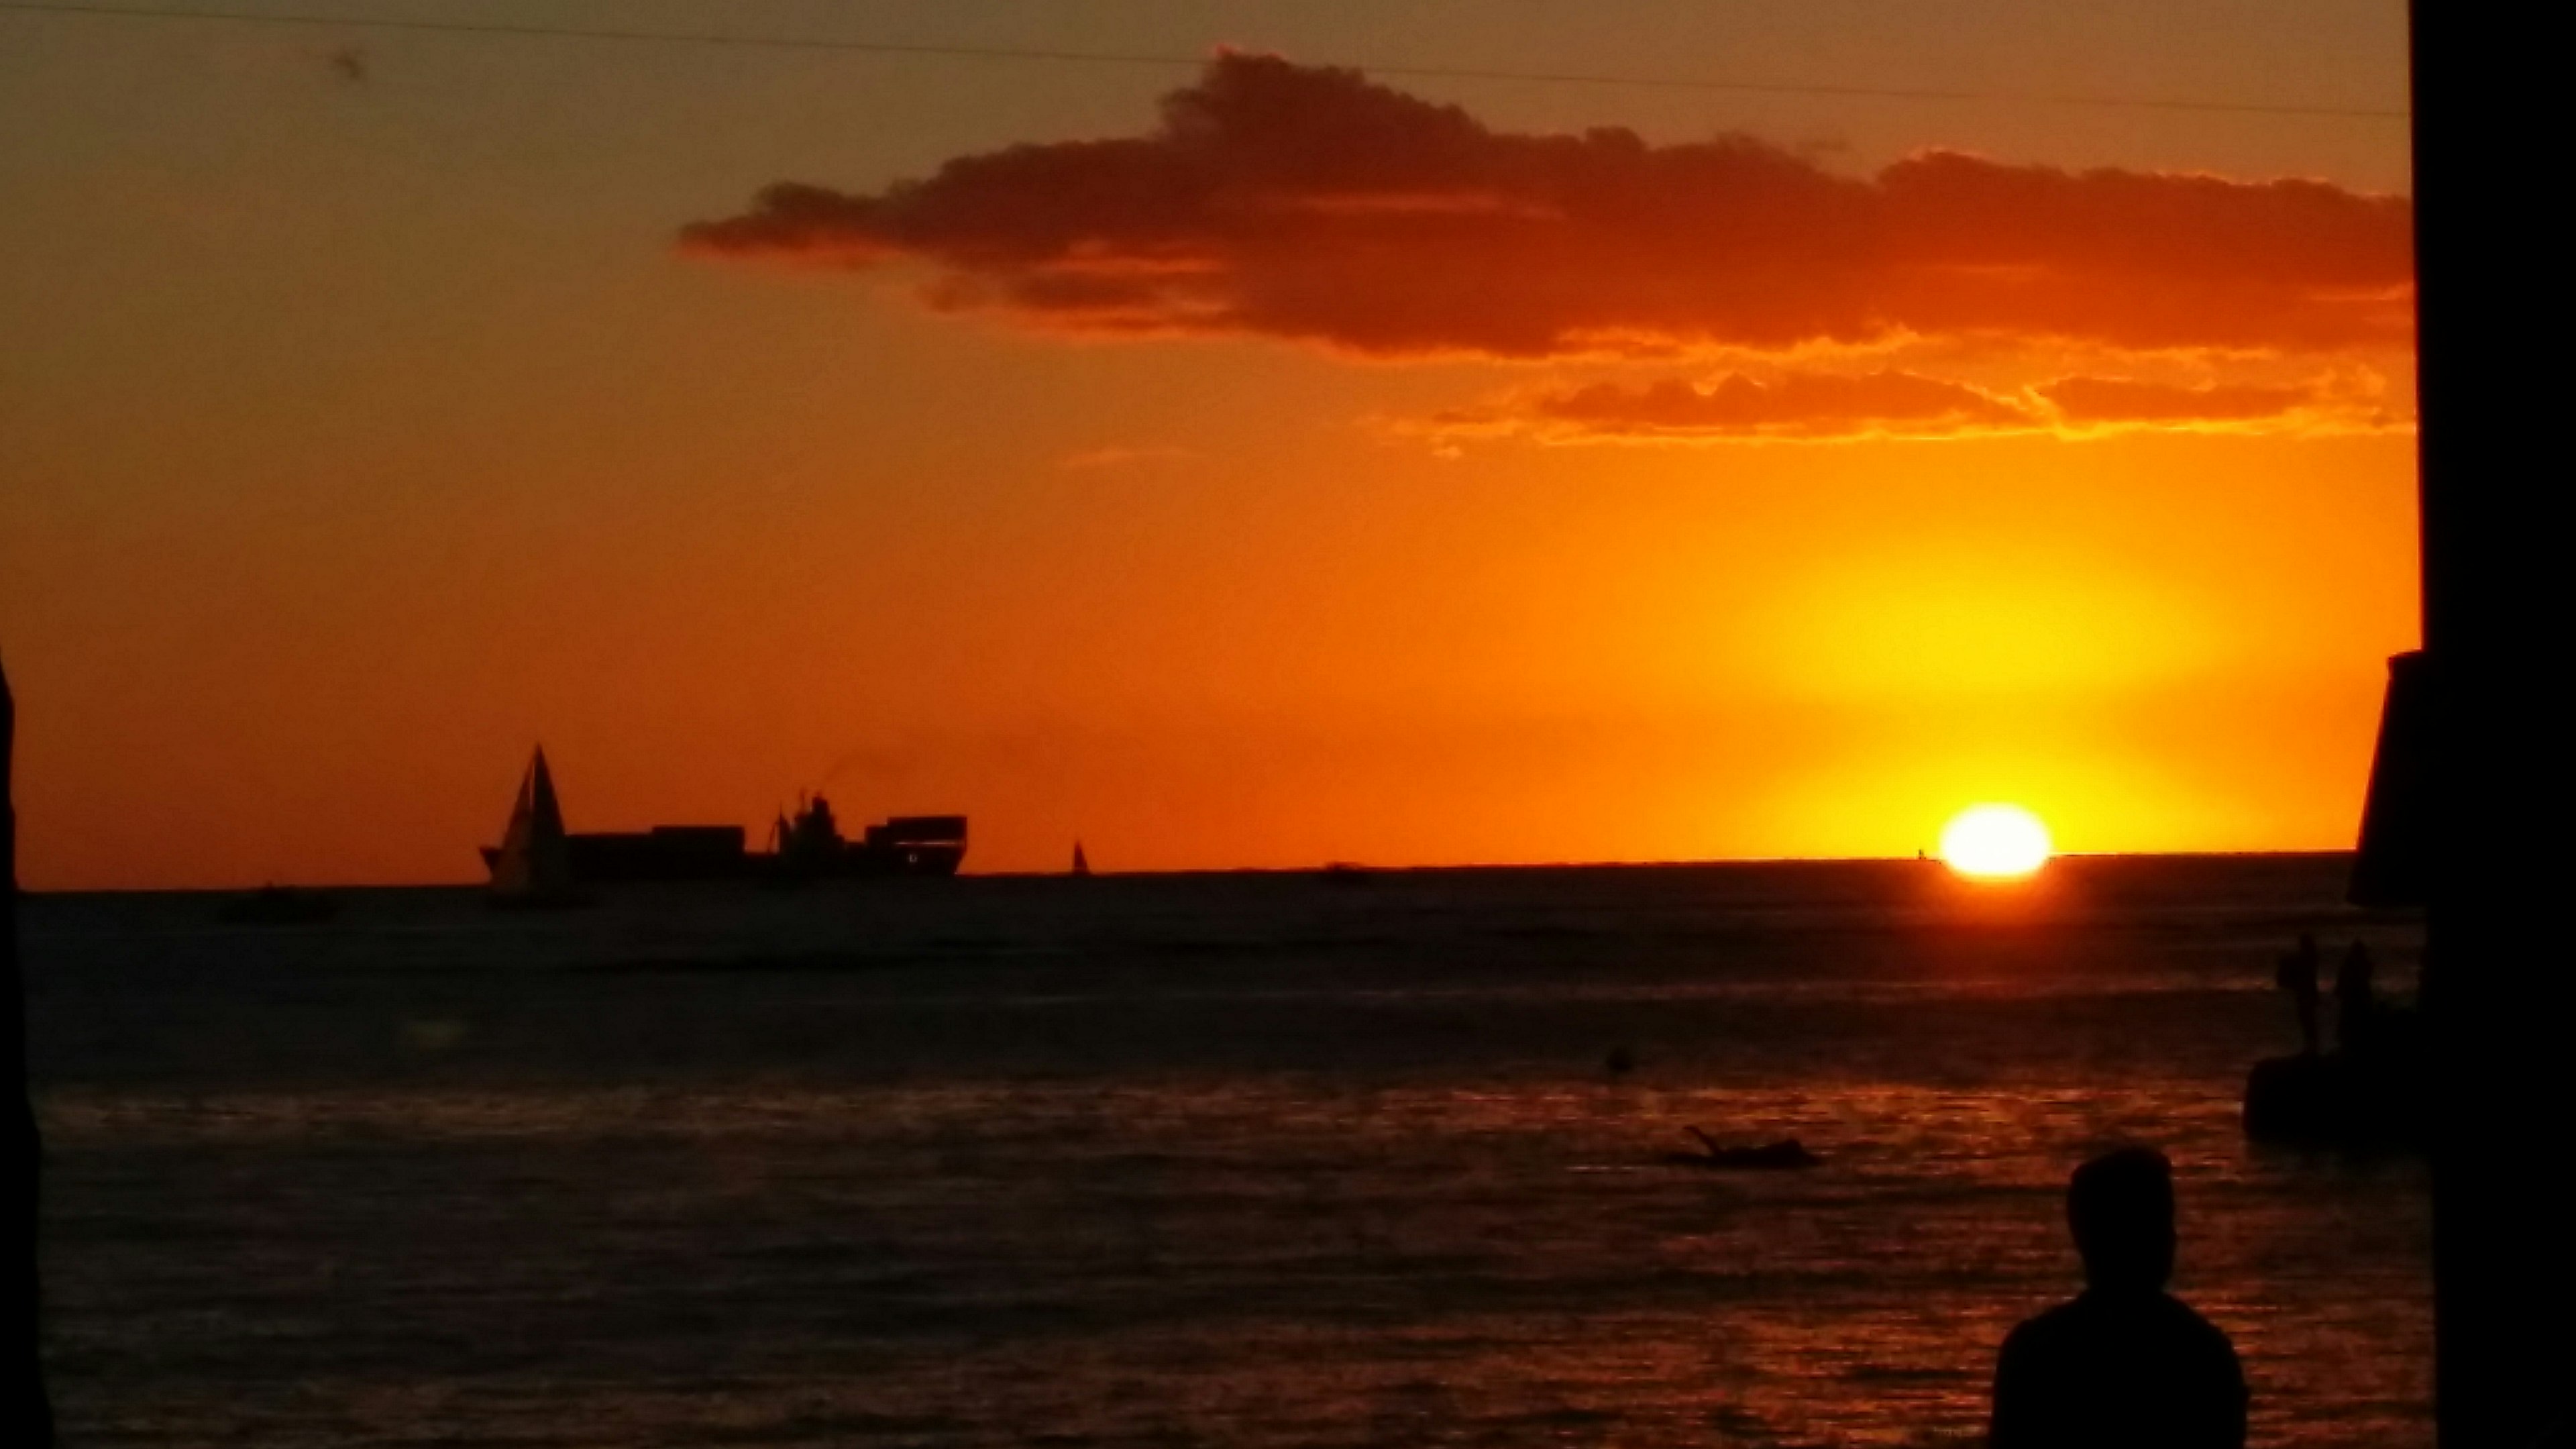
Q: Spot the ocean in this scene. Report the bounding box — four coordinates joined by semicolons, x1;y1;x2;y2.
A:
22;855;2431;1447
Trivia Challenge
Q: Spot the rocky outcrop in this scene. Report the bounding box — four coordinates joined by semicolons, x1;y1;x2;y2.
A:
2244;1030;2426;1148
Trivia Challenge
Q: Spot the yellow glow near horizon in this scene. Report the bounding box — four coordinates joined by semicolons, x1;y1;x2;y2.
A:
1940;804;2053;878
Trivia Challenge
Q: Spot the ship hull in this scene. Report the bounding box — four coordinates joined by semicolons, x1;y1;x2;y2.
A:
757;843;964;882
477;837;964;884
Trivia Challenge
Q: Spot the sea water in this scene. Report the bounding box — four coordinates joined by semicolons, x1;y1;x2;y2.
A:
23;856;2431;1446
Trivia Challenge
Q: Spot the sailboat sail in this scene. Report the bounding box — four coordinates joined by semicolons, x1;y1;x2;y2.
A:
488;747;576;902
1071;841;1090;877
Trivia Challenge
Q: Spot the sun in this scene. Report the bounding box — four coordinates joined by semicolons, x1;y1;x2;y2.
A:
1939;804;2053;879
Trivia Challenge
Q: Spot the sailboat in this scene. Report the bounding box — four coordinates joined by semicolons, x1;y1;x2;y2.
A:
1071;841;1091;877
486;747;585;908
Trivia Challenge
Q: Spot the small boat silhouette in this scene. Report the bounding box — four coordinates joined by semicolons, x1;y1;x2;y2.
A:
484;747;589;909
217;885;340;926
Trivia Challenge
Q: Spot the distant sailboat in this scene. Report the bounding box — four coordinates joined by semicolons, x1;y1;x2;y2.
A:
486;747;584;908
1071;841;1091;877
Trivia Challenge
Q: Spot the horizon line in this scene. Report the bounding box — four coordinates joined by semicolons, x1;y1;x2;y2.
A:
29;847;2363;897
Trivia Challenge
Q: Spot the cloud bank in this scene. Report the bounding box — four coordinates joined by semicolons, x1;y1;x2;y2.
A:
1529;372;2031;440
1420;369;2401;443
682;52;2413;361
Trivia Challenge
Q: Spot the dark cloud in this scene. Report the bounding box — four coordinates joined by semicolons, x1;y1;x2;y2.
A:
682;53;2414;360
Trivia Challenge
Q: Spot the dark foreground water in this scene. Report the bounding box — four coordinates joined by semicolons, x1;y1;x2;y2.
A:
25;856;2429;1447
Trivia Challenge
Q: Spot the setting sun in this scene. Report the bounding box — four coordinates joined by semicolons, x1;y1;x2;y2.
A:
1940;804;2054;878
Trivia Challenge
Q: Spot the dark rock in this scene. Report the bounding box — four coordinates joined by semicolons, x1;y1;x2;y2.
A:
2244;1039;2426;1148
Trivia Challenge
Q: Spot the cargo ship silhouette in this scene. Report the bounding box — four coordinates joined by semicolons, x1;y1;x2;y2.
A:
482;748;964;898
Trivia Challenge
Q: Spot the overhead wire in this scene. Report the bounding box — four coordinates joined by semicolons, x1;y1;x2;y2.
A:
0;0;2411;121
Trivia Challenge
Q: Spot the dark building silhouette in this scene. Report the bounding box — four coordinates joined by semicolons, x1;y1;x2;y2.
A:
2349;651;2432;910
2408;5;2573;1443
1991;1148;2245;1449
2;657;57;1446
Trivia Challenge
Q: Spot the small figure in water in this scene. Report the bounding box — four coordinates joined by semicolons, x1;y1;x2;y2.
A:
1991;1147;2247;1449
2335;941;2377;1055
2275;932;2323;1055
1664;1128;1820;1170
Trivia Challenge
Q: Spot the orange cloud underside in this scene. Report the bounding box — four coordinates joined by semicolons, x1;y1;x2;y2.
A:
1421;366;2406;444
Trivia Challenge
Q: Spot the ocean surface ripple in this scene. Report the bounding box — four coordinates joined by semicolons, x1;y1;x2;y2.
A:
25;856;2430;1446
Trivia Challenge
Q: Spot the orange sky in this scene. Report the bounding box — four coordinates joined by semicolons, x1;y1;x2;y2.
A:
0;2;2417;888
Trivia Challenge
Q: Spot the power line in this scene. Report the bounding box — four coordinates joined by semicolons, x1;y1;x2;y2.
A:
0;0;2410;121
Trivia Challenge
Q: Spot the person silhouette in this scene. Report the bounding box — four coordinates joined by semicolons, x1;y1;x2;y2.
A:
2275;932;2323;1055
1991;1147;2247;1449
2335;941;2377;1056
